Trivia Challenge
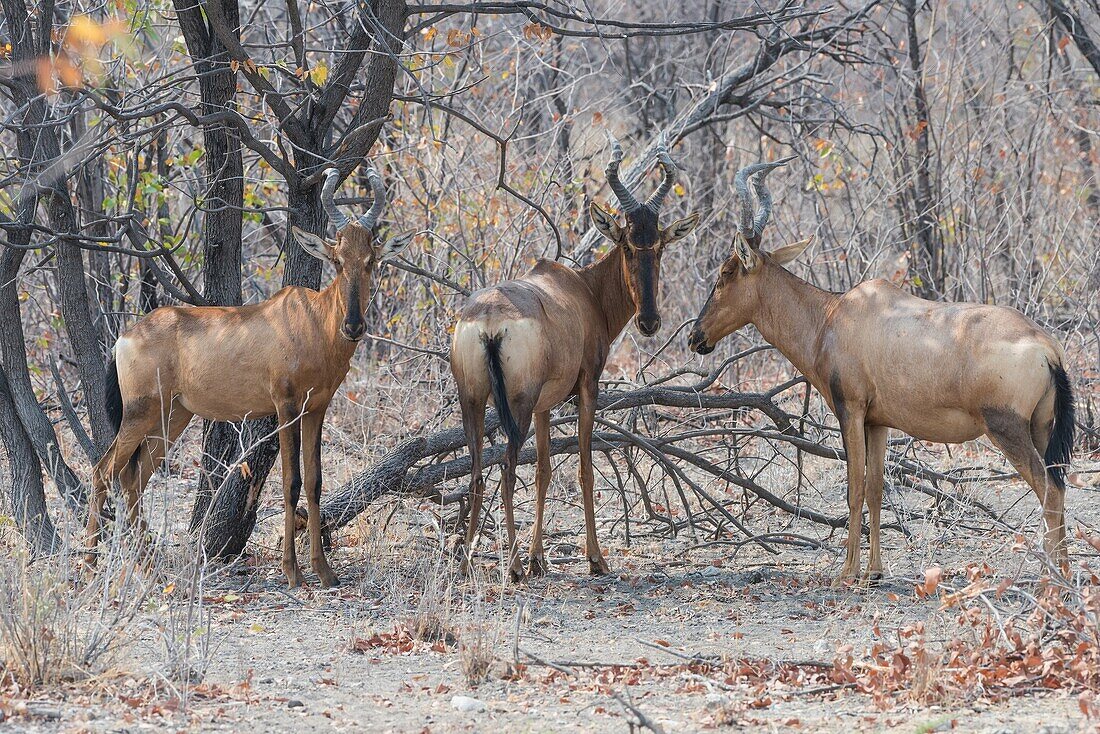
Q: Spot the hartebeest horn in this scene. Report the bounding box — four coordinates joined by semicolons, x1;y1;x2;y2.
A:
644;132;677;214
733;155;796;239
605;132;642;214
358;167;387;230
321;168;351;231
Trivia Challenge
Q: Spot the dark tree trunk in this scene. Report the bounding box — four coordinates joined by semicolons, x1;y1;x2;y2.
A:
0;208;86;511
903;0;942;299
0;365;58;556
173;0;263;557
186;0;407;559
2;0;112;454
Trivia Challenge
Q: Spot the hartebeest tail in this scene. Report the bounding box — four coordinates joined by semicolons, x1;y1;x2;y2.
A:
104;357;123;436
1047;363;1075;489
689;155;1074;583
451;132;700;582
482;333;522;446
84;165;415;589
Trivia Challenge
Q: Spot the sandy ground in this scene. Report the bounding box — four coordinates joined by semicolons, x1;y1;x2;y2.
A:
3;437;1099;733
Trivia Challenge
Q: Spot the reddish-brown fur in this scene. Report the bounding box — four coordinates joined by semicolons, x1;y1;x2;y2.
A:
689;163;1073;583
450;136;699;581
84;169;413;588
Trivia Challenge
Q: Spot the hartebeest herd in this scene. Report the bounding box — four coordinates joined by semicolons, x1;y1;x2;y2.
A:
83;138;1076;591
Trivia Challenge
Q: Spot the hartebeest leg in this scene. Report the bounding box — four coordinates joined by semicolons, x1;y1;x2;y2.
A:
459;397;486;576
984;408;1068;573
277;405;306;588
528;410;552;577
500;404;534;583
864;425;888;581
833;411;867;587
302;408;339;588
84;404;162;569
117;403;193;561
578;377;610;576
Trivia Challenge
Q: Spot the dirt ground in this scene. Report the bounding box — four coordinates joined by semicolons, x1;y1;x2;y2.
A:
3;435;1099;733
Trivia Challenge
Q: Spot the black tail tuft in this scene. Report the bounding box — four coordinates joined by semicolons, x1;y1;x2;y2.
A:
1045;362;1075;490
483;334;522;446
105;357;123;438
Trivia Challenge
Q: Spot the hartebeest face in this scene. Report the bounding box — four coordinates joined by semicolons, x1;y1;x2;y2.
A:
294;224;413;342
591;132;700;337
688;232;812;354
293;167;414;342
590;204;700;336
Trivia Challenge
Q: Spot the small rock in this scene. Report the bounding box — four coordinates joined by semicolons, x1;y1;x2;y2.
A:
704;693;726;710
450;695;486;713
287;699;305;709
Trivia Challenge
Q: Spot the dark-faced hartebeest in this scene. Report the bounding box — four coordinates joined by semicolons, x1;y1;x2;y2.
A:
688;158;1075;585
84;166;414;588
451;133;700;582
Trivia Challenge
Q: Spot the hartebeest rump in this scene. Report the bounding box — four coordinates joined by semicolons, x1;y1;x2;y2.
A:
451;133;700;581
85;166;414;588
688;158;1075;584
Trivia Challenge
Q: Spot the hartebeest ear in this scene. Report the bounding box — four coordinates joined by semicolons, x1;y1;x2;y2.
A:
769;235;815;266
659;212;700;248
292;226;334;264
378;230;416;262
732;231;761;272
589;202;624;244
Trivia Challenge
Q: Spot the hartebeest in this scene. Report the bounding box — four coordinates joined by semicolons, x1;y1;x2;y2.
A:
451;134;700;581
85;166;414;588
688;158;1075;584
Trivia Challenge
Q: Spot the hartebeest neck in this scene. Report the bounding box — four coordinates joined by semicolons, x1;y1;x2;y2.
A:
319;273;361;360
578;247;636;343
751;263;839;391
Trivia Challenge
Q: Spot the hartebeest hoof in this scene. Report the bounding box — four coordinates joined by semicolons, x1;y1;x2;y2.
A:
528;554;549;578
316;566;341;589
830;569;858;589
863;569;885;584
283;564;306;589
588;555;611;576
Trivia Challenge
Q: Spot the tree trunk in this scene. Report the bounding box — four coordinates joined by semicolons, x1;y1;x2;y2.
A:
188;0;407;558
0;365;59;556
2;0;113;455
903;0;942;299
0;210;87;511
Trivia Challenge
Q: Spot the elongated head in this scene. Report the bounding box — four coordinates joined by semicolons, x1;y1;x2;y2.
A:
293;167;415;342
590;132;699;337
688;156;811;354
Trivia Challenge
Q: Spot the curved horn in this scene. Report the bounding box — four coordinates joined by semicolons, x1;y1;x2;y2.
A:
605;132;642;214
321;168;351;231
751;155;796;236
732;155;796;238
357;167;387;230
644;131;677;213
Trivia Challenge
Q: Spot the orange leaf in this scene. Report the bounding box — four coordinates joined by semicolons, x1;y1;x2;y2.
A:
922;566;942;595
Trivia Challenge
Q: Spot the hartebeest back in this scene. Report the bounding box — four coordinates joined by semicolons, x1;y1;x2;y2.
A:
688;158;1075;583
451;133;700;581
85;166;414;588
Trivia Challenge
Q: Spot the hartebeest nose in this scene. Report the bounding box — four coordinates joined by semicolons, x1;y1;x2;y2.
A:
636;315;661;337
341;321;366;341
688;326;714;354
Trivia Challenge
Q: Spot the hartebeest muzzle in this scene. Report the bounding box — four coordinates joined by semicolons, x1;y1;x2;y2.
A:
341;282;366;341
687;325;714;354
636;315;661;337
